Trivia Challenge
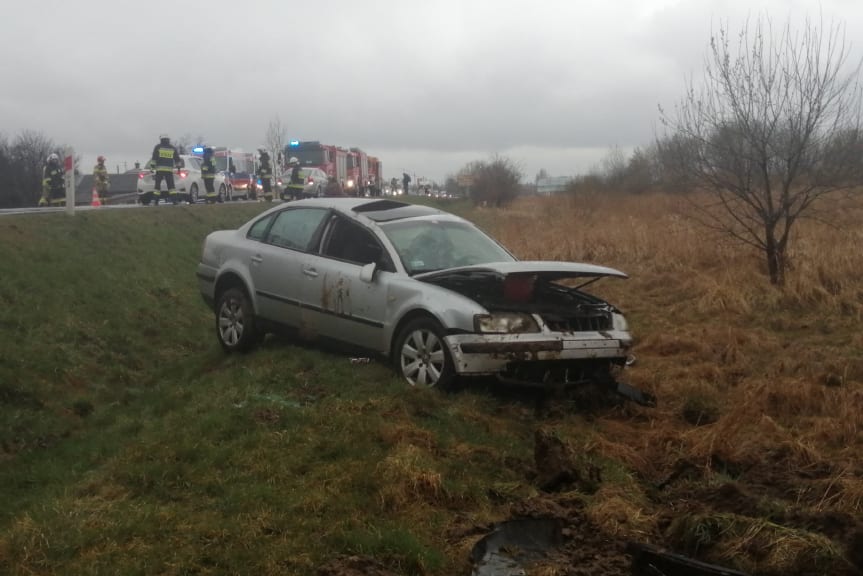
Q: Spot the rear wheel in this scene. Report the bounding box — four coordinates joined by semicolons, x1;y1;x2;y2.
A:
215;287;259;353
218;183;226;203
189;183;199;204
393;318;456;390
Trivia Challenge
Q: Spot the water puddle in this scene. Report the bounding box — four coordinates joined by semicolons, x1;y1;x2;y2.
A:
470;518;563;576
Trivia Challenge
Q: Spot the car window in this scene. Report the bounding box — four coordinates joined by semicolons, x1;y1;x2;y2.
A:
265;208;328;251
187;157;202;170
247;214;275;241
322;216;389;267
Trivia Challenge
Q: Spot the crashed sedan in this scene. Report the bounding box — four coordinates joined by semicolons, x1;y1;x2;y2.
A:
197;198;637;395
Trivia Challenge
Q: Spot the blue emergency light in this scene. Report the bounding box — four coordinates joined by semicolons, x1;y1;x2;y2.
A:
289;140;299;147
192;146;204;155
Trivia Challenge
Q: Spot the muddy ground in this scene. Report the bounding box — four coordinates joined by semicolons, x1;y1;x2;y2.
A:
318;421;863;576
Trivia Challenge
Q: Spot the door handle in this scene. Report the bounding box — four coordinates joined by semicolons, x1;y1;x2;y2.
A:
302;266;318;278
251;254;263;264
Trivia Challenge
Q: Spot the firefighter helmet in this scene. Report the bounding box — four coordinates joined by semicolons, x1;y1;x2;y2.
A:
47;153;60;164
203;146;214;156
258;147;268;157
159;134;170;142
97;155;105;163
289;156;299;165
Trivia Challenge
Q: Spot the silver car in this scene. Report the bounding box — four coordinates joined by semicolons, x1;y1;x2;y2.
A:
280;167;328;200
197;198;637;394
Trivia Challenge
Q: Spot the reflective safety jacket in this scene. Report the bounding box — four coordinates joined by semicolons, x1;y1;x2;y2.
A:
43;164;64;194
290;165;303;185
93;162;110;191
151;143;181;173
201;156;217;180
259;157;272;180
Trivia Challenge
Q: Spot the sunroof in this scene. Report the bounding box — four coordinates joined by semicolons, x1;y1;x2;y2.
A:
353;200;409;212
353;200;444;222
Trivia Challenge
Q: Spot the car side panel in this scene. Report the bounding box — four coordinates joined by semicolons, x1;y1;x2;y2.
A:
299;254;389;350
381;277;487;356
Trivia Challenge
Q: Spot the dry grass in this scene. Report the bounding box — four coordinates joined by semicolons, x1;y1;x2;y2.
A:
474;191;863;571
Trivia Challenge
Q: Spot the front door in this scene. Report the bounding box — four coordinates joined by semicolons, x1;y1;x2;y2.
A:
300;215;392;352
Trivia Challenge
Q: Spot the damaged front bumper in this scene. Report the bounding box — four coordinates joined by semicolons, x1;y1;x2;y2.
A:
445;330;633;374
446;331;654;406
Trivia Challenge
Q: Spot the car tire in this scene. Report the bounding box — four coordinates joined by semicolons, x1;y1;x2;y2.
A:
393;317;456;390
218;183;226;203
215;287;259;353
228;185;234;201
190;183;198;204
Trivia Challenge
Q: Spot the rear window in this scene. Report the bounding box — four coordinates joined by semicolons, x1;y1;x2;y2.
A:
265;208;328;251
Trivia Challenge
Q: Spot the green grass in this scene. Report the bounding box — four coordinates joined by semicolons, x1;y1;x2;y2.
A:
0;204;537;575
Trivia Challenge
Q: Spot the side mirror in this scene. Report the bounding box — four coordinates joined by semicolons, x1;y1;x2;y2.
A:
359;262;377;283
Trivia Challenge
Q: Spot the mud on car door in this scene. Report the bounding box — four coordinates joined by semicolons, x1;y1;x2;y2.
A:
300;214;393;349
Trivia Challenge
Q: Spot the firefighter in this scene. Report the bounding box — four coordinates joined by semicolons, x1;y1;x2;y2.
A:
402;172;411;196
201;146;220;204
93;155;110;205
283;156;305;200
39;153;65;207
147;134;183;205
257;148;274;202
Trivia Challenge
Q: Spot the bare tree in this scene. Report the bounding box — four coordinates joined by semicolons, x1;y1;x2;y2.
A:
265;115;287;172
0;130;57;208
460;155;523;207
659;15;863;285
175;133;193;154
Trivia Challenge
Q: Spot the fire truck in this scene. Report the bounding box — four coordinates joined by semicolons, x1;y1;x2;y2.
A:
284;140;381;196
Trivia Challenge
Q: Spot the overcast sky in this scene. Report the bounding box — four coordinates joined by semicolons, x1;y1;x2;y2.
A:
2;0;862;182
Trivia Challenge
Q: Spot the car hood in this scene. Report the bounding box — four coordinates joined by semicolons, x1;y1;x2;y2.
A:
414;261;626;312
413;261;628;282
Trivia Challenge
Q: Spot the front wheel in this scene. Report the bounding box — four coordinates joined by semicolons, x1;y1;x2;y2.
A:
218;183;226;203
215;287;259;353
393;318;456;390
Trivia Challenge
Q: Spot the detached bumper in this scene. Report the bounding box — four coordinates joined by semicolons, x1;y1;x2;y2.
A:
445;331;632;375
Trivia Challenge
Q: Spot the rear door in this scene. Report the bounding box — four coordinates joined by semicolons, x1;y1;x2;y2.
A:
247;207;330;328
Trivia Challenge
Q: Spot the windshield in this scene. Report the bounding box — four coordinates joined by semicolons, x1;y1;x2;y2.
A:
379;218;514;275
288;149;326;166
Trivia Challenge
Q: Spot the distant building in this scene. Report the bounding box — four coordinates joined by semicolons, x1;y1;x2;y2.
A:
536;176;571;195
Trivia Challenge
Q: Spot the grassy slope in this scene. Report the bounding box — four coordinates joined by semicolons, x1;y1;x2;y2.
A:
1;196;862;575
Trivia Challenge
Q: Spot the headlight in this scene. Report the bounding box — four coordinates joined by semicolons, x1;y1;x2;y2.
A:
612;313;629;332
474;313;539;334
346;179;355;188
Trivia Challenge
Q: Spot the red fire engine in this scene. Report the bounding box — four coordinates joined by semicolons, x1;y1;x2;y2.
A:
284;141;382;196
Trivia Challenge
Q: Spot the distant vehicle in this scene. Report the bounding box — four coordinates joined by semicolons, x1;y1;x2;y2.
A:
197;198;644;402
137;155;230;205
209;148;255;201
280;167;327;200
283;141;381;196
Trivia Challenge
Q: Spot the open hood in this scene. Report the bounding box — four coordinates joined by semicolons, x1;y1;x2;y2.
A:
413;261;628;282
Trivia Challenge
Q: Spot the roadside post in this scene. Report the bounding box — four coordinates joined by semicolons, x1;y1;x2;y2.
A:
64;147;75;215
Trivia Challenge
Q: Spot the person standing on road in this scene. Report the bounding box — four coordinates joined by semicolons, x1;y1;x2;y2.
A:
284;156;304;200
402;172;411;196
147;134;183;205
38;153;65;207
93;155;110;205
323;175;345;197
201;147;220;204
258;148;274;203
